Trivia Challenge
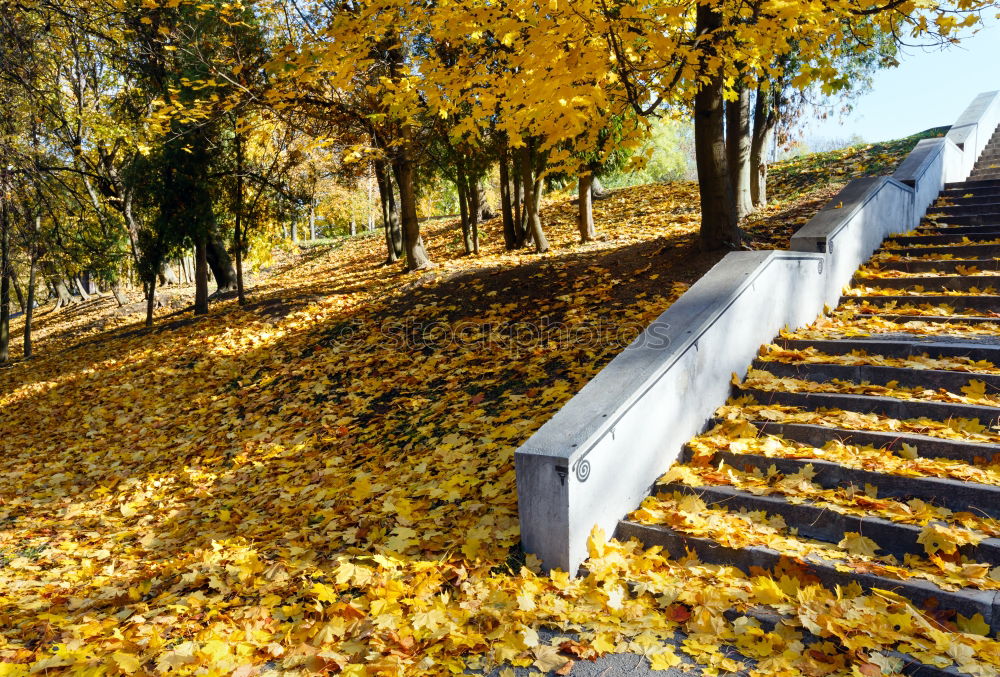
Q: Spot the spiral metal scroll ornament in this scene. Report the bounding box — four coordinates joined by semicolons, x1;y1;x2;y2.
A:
573;459;591;483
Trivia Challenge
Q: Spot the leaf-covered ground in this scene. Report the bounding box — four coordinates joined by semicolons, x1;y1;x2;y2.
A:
0;133;955;676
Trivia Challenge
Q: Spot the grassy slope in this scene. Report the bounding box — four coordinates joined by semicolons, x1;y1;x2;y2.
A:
0;128;956;675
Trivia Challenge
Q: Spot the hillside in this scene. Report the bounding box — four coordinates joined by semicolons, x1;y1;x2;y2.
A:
0;129;955;675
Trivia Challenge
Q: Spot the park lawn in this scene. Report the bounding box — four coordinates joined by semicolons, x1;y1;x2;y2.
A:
0;131;959;676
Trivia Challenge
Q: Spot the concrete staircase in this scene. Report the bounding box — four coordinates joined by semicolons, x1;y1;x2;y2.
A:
968;127;1000;182
617;143;1000;642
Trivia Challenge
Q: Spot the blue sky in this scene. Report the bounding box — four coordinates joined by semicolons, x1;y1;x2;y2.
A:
804;14;1000;143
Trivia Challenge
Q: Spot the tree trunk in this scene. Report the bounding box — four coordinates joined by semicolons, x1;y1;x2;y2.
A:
456;165;472;255
112;283;128;307
10;275;24;313
195;236;209;315
693;5;740;252
23;257;36;359
391;133;433;271
0;194;9;364
519;145;549;253
499;146;517;249
52;279;73;311
73;275;92;301
512;158;524;245
158;261;179;286
291;219;299;243
578;173;596;242
469;179;481;255
726;84;754;220
477;184;495;221
750;86;777;209
375;159;403;264
309;202;317;240
205;231;237;291
235;129;247;306
145;276;156;327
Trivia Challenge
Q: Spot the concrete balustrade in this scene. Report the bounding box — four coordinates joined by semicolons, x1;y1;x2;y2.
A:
514;89;1000;575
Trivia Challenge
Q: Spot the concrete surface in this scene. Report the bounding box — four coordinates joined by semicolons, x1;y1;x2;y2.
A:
515;251;826;573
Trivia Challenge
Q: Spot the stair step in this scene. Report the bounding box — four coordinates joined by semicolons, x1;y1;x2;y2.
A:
940;186;1000;200
845;294;1000;313
742;419;1000;465
777;337;1000;362
616;520;1000;632
867;313;1000;325
917;223;1000;234
752;359;1000;391
929;204;1000;216
723;607;974;677
878;244;1000;258
735;386;1000;433
852;274;1000;292
945;179;1000;190
660;481;1000;565
922;213;1000;226
886;231;1000;246
872;258;1000;273
933;195;1000;208
694;446;1000;517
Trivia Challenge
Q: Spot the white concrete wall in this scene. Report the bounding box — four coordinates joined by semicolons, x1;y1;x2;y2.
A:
893;137;965;229
517;252;826;572
514;89;1000;575
946;90;1000;180
790;177;914;307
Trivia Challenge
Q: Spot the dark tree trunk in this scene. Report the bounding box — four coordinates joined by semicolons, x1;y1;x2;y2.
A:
206;231;237;291
477;184;495;221
194;236;209;315
750;86;778;209
391;134;433;271
145;276;156;327
23;258;36;359
456;165;472;255
726;84;754;220
10;273;24;312
693;4;740;252
469;179;481;255
499;146;517;249
512;159;524;245
578;174;596;242
0;195;9;364
375;159;403;264
518;144;549;253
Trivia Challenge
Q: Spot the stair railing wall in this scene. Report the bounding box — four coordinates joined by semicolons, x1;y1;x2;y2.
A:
514;89;1000;575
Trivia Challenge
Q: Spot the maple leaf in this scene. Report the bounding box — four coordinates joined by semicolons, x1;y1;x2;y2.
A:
649;648;683;670
532;645;571;673
961;379;988;402
838;533;881;557
917;523;969;556
957;613;991;637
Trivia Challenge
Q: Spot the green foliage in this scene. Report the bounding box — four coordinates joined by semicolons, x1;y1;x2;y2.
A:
601;118;695;189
